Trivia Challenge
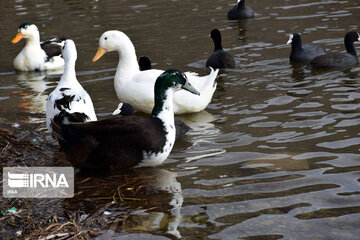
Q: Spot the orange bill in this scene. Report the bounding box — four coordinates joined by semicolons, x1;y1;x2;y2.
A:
92;47;107;62
11;32;24;44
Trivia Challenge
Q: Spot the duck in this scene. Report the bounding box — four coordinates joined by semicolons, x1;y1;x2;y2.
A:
227;0;254;20
287;33;326;62
46;39;97;134
92;30;219;114
51;69;200;170
138;56;152;71
112;102;191;140
12;22;65;71
206;29;235;69
309;31;360;69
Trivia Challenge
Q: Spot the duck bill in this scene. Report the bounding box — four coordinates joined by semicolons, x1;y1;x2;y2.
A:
11;32;24;44
92;47;107;62
182;82;200;96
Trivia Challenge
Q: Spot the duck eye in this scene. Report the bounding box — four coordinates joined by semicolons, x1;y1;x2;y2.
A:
104;37;108;40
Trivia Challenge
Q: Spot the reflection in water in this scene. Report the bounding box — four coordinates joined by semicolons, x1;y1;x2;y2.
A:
290;61;308;82
228;18;249;42
175;111;225;162
14;70;62;115
1;0;360;239
67;168;183;239
14;72;48;114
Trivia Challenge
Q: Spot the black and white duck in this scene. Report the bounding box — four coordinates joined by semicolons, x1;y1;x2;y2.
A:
309;31;360;69
227;0;254;20
206;29;235;69
287;33;325;62
51;69;200;170
46;39;97;134
12;22;65;71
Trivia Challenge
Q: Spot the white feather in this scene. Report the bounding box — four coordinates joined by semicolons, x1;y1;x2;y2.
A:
46;39;96;134
96;30;219;114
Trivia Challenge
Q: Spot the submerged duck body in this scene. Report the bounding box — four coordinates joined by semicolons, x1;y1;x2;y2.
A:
228;0;254;20
309;31;360;69
12;22;65;71
287;33;326;62
92;30;219;114
206;29;235;69
46;39;97;134
51;70;200;170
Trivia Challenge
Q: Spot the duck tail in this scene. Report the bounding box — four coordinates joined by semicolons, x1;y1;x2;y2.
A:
208;67;219;87
199;67;218;92
51;115;83;151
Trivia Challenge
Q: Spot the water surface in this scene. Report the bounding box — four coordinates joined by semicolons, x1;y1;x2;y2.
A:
1;0;360;239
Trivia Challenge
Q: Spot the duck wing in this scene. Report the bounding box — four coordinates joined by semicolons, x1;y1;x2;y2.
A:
46;86;97;133
41;38;64;60
173;67;218;114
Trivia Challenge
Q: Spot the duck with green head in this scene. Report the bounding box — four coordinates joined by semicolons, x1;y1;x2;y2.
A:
51;69;200;170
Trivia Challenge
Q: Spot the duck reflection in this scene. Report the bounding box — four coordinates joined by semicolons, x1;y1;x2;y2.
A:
174;110;225;163
290;62;307;82
228;18;249;42
175;110;219;145
14;70;62;114
66;168;184;238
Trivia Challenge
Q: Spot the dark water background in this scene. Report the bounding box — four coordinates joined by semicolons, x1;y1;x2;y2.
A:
1;0;360;239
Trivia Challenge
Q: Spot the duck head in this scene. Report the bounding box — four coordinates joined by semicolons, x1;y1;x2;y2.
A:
344;31;360;44
237;0;245;7
210;29;223;51
287;33;302;46
12;22;40;44
344;31;360;56
152;69;200;116
62;39;77;64
92;30;133;62
156;69;200;95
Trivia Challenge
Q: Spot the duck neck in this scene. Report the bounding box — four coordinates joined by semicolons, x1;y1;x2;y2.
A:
213;37;223;51
345;38;357;57
25;32;41;48
152;89;175;134
60;59;77;85
292;37;302;50
114;41;140;84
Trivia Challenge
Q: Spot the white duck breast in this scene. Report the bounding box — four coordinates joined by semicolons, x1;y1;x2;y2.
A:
92;30;219;114
46;39;96;134
12;22;65;71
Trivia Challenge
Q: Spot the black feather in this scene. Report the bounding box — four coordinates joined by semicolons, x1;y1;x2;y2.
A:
51;116;167;169
139;56;152;71
54;94;75;111
40;37;66;61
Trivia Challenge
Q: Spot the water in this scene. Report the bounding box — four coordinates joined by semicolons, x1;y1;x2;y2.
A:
1;0;360;239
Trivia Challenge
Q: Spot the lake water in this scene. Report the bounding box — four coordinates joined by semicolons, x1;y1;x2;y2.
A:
1;0;360;239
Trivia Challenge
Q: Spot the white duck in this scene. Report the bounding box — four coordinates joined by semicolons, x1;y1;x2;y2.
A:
92;30;219;114
12;22;65;71
46;39;97;134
